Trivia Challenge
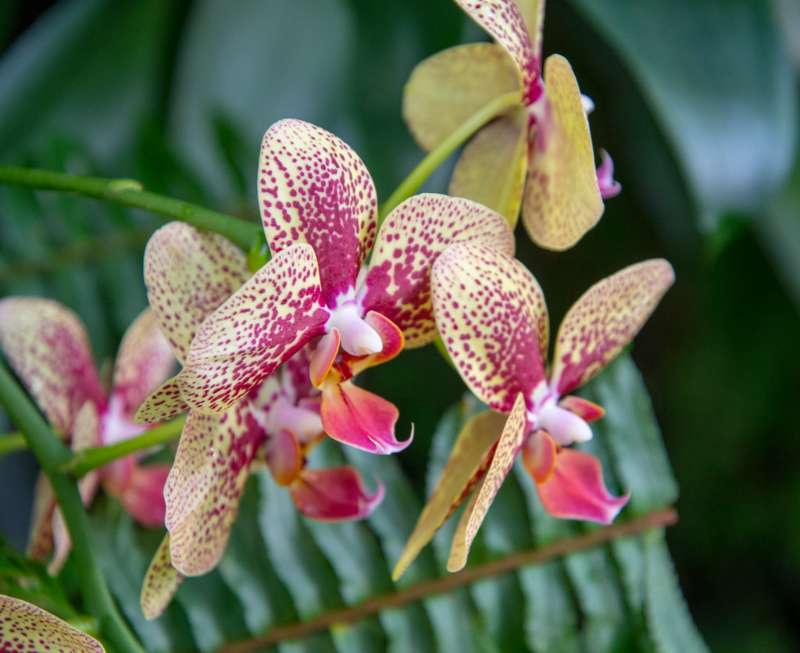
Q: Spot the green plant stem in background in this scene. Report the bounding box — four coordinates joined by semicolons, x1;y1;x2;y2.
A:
0;166;261;251
64;416;186;477
378;90;522;221
0;362;144;653
0;431;25;456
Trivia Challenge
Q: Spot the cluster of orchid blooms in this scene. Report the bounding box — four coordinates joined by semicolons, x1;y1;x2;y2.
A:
0;0;675;641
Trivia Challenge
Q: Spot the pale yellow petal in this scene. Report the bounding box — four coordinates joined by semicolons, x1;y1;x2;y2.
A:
447;393;527;572
403;43;521;151
392;409;507;580
514;0;545;59
141;534;183;620
523;54;603;250
449;107;529;227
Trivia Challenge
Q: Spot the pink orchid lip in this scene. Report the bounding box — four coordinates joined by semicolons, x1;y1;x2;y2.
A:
596;149;622;199
290;467;385;521
100;394;148;446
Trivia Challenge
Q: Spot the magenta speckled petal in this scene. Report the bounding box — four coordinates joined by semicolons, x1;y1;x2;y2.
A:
432;243;548;413
141;535;183;620
291;466;384;521
144;222;249;364
551;259;674;395
112;309;175;420
181;244;328;413
165;400;266;576
134;376;189;424
259;119;378;304
455;0;540;102
361;194;515;348
0;595;105;652
0;297;104;434
530;440;629;524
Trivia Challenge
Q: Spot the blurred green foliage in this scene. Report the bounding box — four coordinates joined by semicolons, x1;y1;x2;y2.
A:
0;0;798;650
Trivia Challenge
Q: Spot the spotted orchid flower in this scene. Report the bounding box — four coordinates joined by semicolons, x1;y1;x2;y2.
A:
168;119;514;456
0;595;105;653
404;0;620;250
137;223;384;619
0;298;174;573
393;245;673;576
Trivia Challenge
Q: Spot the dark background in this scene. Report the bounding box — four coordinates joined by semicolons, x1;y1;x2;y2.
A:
0;1;799;651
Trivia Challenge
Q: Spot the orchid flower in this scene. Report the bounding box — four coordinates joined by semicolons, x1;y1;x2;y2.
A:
163;119;513;456
137;223;384;618
0;594;105;652
393;244;673;577
0;299;174;573
403;0;620;250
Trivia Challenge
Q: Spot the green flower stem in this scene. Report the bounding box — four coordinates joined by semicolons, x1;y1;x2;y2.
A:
64;416;186;477
0;431;25;456
0;166;262;251
378;90;522;221
0;363;144;653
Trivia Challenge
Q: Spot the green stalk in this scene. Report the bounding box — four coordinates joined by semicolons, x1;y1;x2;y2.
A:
64;416;185;477
0;363;144;653
0;431;26;456
378;90;522;221
0;166;261;250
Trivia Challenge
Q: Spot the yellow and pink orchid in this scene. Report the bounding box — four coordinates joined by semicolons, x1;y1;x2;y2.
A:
403;0;620;250
0;594;105;652
0;298;174;573
137;222;386;590
393;244;673;577
159;119;513;457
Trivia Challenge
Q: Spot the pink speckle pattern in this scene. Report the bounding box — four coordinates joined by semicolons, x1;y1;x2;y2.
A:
112;309;175;418
0;594;105;652
361;194;515;348
144;222;250;365
141;535;183;620
431;243;548;413
0;297;104;434
134;376;188;424
182;244;328;413
551;259;674;395
455;0;540;103
259;119;378;305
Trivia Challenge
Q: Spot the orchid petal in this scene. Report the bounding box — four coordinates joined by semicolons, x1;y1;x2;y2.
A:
144;222;249;364
0;297;103;434
259;119;377;304
522;54;603;251
393;409;506;580
141;535;183;620
558;395;605;422
448;393;527;572
49;510;71;575
514;0;545;60
27;474;56;561
526;434;629;523
165;403;265;575
290;466;384;521
182;244;328;413
280;345;316;399
522;429;557;482
134;376;189;424
455;0;539;102
72;401;101;505
265;429;303;486
449;109;529;228
320;381;411;455
0;594;105;652
309;330;340;387
362;194;515;348
551;259;674;395
112;309;175;418
114;463;170;528
432;243;547;412
403;43;522;151
342;312;404;376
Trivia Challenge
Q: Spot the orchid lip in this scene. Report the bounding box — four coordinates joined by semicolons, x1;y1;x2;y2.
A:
325;295;382;357
100;394;147;445
530;395;593;447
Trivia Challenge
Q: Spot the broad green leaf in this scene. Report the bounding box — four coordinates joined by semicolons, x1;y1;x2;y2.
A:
645;531;709;653
571;0;797;230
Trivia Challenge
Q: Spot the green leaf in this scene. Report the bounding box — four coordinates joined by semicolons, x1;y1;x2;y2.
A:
645;531;709;653
570;0;797;230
